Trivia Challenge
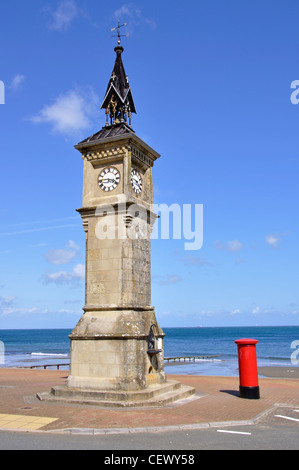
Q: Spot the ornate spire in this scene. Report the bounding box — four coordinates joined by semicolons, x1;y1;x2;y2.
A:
100;22;136;127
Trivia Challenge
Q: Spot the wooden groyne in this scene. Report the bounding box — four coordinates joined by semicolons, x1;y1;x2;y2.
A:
164;355;220;364
21;364;70;370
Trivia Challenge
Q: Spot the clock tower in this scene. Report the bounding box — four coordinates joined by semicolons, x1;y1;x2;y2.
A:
40;36;195;406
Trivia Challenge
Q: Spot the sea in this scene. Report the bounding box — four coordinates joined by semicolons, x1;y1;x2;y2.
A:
0;326;298;377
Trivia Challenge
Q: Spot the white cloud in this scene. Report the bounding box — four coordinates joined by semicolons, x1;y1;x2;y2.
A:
214;240;243;253
252;306;261;314
9;74;26;91
231;308;241;315
265;234;280;249
114;3;157;31
68;240;79;249
144;18;157;29
44;263;85;285
227;240;243;252
0;216;79;236
179;254;212;266
72;264;85;278
114;4;141;20
30;87;99;138
49;0;78;31
0;307;38;317
153;274;182;286
45;240;80;265
0;296;17;307
58;308;81;315
198;309;219;318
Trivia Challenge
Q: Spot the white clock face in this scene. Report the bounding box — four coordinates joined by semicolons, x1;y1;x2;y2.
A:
131;169;142;194
99;167;120;192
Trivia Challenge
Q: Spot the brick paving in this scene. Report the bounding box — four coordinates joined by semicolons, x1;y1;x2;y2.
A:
0;368;298;432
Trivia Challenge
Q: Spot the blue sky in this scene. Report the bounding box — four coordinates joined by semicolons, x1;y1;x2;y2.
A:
0;0;299;329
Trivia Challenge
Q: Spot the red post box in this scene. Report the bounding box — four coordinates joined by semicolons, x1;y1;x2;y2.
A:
234;338;260;399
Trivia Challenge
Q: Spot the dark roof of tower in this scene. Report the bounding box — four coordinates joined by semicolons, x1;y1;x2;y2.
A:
78;122;134;145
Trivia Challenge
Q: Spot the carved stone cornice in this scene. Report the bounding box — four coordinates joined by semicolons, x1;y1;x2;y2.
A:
84;145;129;164
82;143;157;170
130;145;154;169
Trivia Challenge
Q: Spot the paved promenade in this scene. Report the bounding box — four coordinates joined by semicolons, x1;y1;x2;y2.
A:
0;368;298;433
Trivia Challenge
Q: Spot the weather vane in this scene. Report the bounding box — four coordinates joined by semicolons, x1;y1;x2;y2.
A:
111;21;129;45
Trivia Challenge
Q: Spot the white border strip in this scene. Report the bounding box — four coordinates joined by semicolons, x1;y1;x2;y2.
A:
275;415;299;423
217;430;251;436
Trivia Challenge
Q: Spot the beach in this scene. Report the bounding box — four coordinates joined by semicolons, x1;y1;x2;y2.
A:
258;366;299;379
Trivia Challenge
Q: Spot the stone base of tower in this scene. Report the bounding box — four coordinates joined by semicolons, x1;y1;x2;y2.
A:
37;306;196;407
66;306;165;392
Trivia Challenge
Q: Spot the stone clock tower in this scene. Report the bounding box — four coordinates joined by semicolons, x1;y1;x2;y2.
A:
39;37;195;406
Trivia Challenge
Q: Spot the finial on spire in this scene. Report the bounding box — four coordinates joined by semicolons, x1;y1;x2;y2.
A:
100;23;136;128
111;20;129;46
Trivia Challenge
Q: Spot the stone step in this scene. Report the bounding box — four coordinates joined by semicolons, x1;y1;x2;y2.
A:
93;384;196;408
37;381;196;408
50;379;181;402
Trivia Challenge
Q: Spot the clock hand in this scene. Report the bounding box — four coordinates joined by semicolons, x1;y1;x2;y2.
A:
102;178;115;183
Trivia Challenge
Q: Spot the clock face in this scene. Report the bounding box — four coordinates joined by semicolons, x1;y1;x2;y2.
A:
99;167;120;192
131;169;142;194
